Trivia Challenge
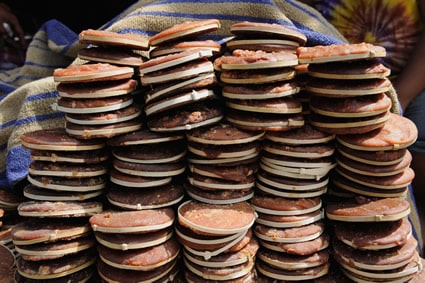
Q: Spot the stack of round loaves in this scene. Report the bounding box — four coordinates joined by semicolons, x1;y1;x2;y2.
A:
176;200;258;282
105;128;186;211
148;19;222;59
328;114;419;281
252;125;334;281
12;217;96;283
298;42;393;135
185;123;264;205
20;128;108;202
225;21;305;53
211;20;335;281
251;192;330;281
298;43;421;280
13;128;105;282
334;113;417;199
215;21;306;132
53;62;142;139
326;196;420;282
258;124;335;199
141;19;223;132
89;209;180;282
77;29;148;68
52;29;151;140
13;17;425;282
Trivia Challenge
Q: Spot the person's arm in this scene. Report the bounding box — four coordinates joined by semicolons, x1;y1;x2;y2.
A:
393;0;425;111
0;2;25;45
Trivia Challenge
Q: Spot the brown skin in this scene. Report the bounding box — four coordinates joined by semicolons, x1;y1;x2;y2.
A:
410;154;425;253
394;0;425;110
393;0;425;253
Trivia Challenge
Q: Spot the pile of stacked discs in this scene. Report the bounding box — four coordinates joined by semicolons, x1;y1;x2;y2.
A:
326;197;420;282
176;200;258;282
258;124;335;198
252;195;330;281
77;29;148;68
225;21;304;53
148;19;222;59
105;128;186;211
13;128;105;282
77;28;151;110
327;114;420;281
141;19;223;132
54;28;150;140
11;217;95;282
11;16;425;282
20;128;108;203
89;209;181;282
185;123;264;204
53;62;142;139
215;21;306;132
298;42;393;135
298;42;422;280
252;124;335;281
334;113;417;199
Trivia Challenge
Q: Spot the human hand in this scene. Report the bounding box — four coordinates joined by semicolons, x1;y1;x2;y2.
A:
0;3;25;46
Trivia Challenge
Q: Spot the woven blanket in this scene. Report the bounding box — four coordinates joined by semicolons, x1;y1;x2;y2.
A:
0;0;418;249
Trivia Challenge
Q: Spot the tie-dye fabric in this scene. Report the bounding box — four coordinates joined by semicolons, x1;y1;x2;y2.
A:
314;0;424;74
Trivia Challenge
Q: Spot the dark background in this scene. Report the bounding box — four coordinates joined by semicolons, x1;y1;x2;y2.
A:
2;0;137;34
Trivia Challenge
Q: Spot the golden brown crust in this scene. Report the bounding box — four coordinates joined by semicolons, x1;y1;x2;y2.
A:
17;201;103;217
97;258;177;282
78;47;146;66
53;63;134;83
16;250;96;278
89;209;174;230
79;29;149;50
57;79;138;98
20;128;105;150
218;49;298;69
149;19;220;46
308;60;391;79
230;21;307;45
326;196;410;220
336;113;418;150
11;219;91;243
106;183;184;209
332;236;417;267
255;222;324;240
58;94;132;110
309;93;392;117
333;218;412;249
187;123;264;144
251;195;321;212
178;200;256;234
146;100;224;131
107;128;184;147
65;119;142;140
97;237;180;269
261;234;329;255
297;42;386;63
150;40;221;57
